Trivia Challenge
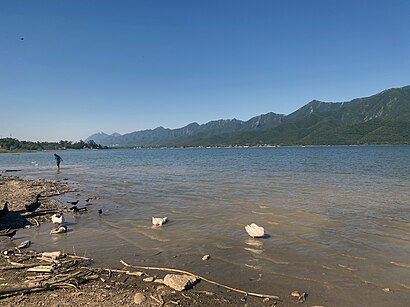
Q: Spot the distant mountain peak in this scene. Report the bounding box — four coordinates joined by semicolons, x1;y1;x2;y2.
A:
86;85;410;146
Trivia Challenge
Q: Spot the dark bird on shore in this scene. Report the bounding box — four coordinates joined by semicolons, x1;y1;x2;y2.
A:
0;201;9;219
67;200;79;206
98;209;102;215
25;194;42;212
0;229;17;238
85;198;92;203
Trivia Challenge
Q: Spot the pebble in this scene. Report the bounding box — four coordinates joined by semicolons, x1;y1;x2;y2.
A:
2;249;14;255
133;293;146;305
18;240;31;249
143;277;155;282
202;254;210;261
382;287;391;292
291;290;300;297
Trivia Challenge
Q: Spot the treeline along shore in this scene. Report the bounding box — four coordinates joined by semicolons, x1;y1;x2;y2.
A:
0;138;107;152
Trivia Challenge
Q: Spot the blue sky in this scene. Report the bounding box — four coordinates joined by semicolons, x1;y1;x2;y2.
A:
1;0;409;141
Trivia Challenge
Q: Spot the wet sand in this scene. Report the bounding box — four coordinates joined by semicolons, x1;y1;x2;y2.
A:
1;174;409;306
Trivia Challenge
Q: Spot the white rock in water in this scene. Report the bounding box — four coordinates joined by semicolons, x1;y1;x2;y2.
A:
163;274;198;291
50;225;67;234
245;223;265;238
51;213;65;224
152;217;168;226
202;254;210;261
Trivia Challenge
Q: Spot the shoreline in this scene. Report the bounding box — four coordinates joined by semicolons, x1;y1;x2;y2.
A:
1;143;409;154
1;174;408;306
0;175;285;306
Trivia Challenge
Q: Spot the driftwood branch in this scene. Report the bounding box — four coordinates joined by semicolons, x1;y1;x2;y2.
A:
119;260;280;300
0;270;86;298
0;263;48;270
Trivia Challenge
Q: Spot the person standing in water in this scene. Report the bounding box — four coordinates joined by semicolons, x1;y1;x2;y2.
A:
54;153;63;170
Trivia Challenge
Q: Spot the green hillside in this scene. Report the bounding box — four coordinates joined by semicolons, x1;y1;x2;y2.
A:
170;85;410;146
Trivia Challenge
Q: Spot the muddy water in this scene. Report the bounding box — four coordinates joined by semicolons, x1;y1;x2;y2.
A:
2;146;410;306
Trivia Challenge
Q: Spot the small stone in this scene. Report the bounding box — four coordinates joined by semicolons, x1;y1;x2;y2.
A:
263;297;270;302
143;277;155;282
202;254;210;261
134;293;146;305
2;249;14;255
382;287;391;293
291;290;300;297
17;240;31;249
298;292;307;302
163;274;198;291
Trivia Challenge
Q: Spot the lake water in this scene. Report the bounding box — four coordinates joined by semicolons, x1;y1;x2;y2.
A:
1;146;409;305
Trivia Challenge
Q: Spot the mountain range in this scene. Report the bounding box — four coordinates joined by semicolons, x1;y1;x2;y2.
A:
86;85;410;147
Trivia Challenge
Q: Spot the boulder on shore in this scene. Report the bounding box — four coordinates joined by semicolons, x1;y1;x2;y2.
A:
163;274;198;291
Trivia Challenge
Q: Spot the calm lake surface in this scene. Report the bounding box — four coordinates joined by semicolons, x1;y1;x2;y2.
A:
1;146;409;304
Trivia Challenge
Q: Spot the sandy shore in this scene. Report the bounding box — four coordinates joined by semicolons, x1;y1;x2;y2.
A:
0;174;287;307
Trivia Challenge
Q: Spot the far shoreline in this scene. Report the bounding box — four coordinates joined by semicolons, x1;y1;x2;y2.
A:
1;142;409;154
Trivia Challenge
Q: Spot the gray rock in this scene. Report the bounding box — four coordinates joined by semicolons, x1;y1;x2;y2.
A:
133;293;146;305
163;274;198;291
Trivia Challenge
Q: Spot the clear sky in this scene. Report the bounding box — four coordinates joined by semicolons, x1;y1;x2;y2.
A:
1;0;409;142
